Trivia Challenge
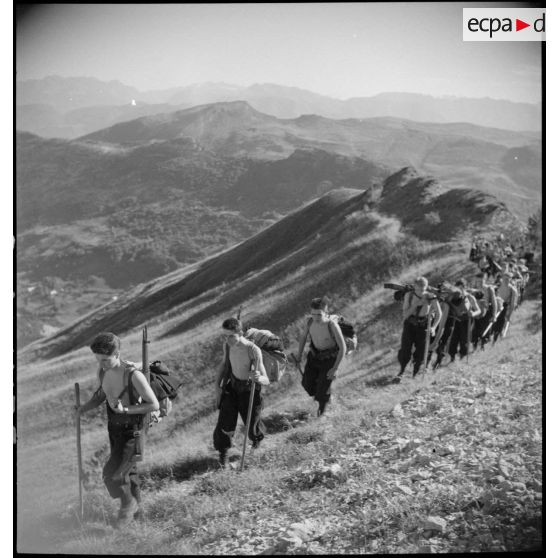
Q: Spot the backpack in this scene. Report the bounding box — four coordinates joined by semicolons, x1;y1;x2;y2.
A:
307;315;358;354
146;361;182;422
330;315;358;353
244;328;288;382
449;295;470;321
124;360;182;424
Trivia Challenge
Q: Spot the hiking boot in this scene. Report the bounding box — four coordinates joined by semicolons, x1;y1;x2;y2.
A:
115;498;138;529
219;451;229;468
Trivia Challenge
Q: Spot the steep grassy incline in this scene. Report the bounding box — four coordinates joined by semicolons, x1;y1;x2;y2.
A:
17;178;519;460
20;174;516;365
17;301;542;554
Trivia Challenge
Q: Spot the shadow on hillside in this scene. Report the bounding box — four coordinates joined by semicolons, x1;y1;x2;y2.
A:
148;455;223;482
262;410;310;434
364;373;397;388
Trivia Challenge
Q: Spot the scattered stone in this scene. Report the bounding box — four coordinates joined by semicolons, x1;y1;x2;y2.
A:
422;516;447;533
533;429;542;442
391;404;404;418
410;471;432;482
498;458;512;478
438;444;455;456
440;424;457;436
396;484;413;496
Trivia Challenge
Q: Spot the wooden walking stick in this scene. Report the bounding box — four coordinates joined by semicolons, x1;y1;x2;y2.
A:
240;379;256;472
422;313;432;376
74;383;84;520
466;316;472;364
482;321;494;338
289;353;304;376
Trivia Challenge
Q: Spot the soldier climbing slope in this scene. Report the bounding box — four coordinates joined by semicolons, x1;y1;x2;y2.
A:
393;277;441;382
295;297;346;416
213;318;269;468
492;272;518;342
74;332;159;527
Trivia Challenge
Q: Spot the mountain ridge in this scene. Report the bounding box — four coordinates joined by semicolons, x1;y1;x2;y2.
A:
19;177;519;363
16;77;542;135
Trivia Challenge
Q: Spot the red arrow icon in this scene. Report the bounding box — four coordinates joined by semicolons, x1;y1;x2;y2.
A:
516;19;530;31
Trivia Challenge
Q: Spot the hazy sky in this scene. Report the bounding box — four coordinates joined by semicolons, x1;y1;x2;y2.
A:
16;2;543;103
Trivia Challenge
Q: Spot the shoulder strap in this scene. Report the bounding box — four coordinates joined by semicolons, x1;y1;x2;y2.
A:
246;340;258;369
327;320;339;347
223;343;232;382
123;360;141;404
99;368;129;402
305;317;314;348
98;366;106;386
95;367;107;398
127;369;141;404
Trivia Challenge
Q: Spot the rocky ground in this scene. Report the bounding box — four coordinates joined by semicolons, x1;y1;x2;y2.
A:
202;321;542;555
26;301;543;555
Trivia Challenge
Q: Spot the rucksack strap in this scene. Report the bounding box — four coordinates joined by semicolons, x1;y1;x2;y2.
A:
327;320;338;348
127;369;136;405
222;344;232;386
308;317;339;350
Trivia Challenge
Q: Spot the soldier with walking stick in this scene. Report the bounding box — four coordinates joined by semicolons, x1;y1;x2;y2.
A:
74;332;159;527
213;318;269;468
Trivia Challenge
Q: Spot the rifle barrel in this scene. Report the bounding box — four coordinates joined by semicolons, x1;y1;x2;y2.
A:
142;326;150;384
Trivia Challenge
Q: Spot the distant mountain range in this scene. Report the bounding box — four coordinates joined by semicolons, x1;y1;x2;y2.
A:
16;76;542;136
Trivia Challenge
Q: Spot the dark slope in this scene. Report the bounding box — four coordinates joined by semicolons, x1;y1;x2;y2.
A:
20;169;516;363
21;189;368;359
377;167;513;240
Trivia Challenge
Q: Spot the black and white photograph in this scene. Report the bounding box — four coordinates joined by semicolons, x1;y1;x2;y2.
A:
15;2;544;554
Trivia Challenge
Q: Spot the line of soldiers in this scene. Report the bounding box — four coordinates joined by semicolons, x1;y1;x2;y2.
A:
213;298;347;467
72;263;526;527
393;269;521;382
73;230;533;527
72;259;528;527
74;297;348;526
469;233;532;304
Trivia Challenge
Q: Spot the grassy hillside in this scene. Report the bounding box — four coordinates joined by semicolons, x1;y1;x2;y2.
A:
17;298;542;554
19;179;518;364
